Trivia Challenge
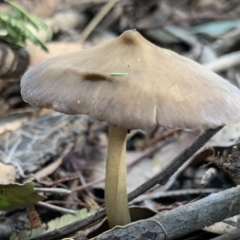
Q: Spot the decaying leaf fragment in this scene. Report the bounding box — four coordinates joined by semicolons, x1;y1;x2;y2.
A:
10;208;95;240
223;143;240;184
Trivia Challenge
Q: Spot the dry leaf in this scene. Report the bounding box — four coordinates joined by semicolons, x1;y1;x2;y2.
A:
0;162;16;184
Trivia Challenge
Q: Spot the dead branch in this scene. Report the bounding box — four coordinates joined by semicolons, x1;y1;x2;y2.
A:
95;185;240;240
28;127;222;240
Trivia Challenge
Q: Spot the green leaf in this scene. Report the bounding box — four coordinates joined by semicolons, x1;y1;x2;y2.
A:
6;0;52;41
0;12;49;51
7;0;42;30
0;182;45;211
0;0;52;51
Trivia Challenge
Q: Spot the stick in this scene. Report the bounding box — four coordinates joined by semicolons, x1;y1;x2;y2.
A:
128;127;222;201
96;185;240;239
79;0;118;43
211;228;240;240
28;127;222;240
37;202;76;215
131;188;222;203
205;50;240;72
34;188;71;195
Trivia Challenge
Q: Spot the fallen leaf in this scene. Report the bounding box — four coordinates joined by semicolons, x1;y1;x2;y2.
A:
204;215;240;234
208;123;240;147
0;182;45;211
10;208;95;240
0;162;16;184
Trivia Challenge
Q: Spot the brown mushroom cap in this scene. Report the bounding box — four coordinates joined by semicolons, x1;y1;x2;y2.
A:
21;30;240;130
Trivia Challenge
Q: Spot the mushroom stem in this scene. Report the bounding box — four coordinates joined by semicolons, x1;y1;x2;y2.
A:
105;125;131;228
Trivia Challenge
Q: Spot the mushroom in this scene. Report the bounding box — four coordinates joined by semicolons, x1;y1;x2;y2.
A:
21;30;240;228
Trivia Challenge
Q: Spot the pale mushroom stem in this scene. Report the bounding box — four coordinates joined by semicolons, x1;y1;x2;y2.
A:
105;125;131;228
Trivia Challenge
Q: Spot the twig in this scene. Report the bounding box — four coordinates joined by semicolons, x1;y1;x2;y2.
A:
127;141;167;169
77;171;103;203
28;127;222;240
162;153;196;191
40;175;83;187
37;202;76;215
34;188;71;195
171;12;237;24
204;50;240;73
139;128;179;150
79;0;118;43
73;141;166;192
140;13;237;30
73;177;105;192
30;143;74;181
211;228;240;240
96;185;240;240
46;200;88;207
131;188;222;204
128;127;223;201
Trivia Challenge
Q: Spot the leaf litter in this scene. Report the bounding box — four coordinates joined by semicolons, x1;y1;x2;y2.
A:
2;0;240;239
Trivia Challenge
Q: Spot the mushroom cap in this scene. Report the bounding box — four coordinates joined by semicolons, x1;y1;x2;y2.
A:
21;30;240;130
